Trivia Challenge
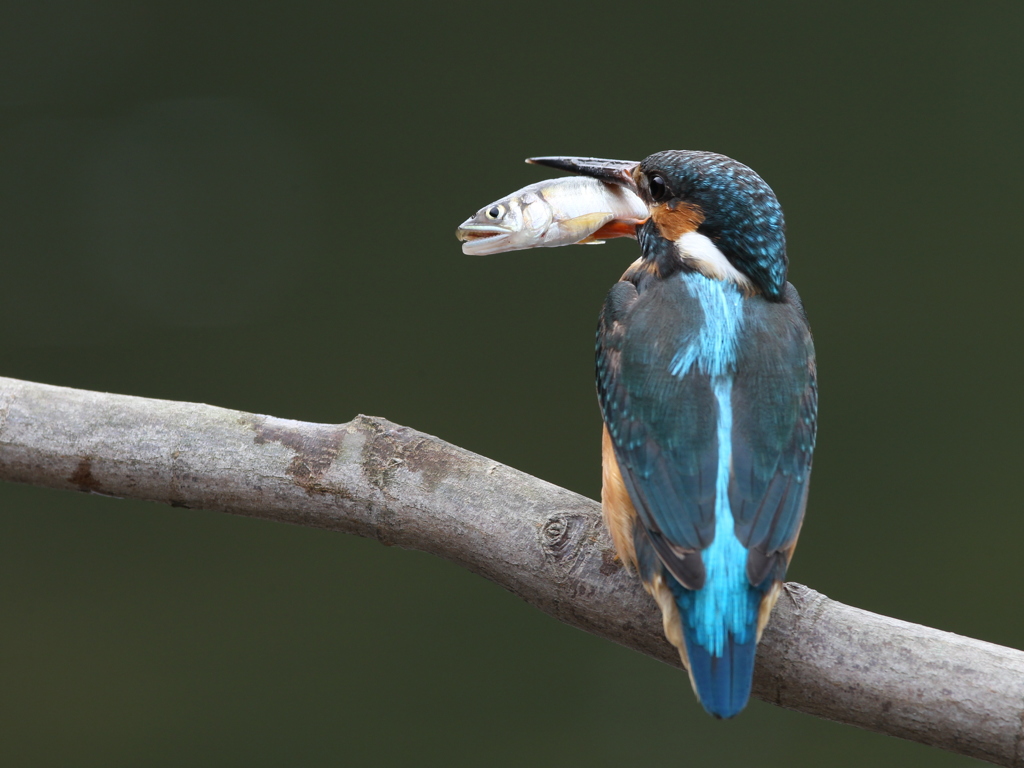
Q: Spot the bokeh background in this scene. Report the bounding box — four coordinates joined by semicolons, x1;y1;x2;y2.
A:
0;2;1021;766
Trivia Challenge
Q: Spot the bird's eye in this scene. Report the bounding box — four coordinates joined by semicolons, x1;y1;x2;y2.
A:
486;205;502;219
648;174;668;202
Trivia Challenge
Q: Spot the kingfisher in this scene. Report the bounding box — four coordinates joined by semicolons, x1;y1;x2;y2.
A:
530;151;817;718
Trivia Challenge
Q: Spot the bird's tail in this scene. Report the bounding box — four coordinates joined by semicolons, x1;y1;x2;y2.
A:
671;578;763;719
635;527;767;719
679;618;758;719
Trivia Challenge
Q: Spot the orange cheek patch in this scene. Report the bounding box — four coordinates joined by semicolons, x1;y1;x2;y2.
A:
651;202;704;241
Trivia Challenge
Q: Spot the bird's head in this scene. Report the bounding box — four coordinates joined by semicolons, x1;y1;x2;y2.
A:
529;151;788;299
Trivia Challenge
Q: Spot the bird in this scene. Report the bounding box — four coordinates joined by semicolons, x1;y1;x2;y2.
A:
529;151;817;718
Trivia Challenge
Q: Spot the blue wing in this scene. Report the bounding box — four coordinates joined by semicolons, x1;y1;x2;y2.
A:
596;275;719;589
729;285;817;584
597;272;815;587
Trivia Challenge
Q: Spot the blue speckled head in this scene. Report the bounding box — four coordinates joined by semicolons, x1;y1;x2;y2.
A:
637;151;787;300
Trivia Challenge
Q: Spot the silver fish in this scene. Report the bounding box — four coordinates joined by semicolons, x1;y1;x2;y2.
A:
456;176;649;256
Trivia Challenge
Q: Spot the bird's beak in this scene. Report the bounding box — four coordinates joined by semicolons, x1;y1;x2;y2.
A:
527;156;640;190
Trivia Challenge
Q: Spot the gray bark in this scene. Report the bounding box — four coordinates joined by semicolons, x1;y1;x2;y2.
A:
0;375;1021;765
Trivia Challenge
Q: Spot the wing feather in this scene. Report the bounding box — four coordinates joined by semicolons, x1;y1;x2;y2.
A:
597;275;717;588
598;275;816;591
730;283;816;582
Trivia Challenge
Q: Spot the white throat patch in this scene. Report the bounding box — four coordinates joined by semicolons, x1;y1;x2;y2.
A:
675;231;753;291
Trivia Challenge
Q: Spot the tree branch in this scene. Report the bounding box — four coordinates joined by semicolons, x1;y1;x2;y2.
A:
0;375;1021;765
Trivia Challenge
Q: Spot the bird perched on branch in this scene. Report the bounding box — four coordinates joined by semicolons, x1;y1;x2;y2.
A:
529;151;817;718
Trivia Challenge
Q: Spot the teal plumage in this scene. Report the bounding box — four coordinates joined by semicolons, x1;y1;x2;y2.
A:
562;150;818;718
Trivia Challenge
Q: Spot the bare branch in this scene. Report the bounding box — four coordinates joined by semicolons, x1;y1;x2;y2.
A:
0;375;1021;765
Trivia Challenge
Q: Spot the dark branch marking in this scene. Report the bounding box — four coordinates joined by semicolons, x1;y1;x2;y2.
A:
251;418;345;494
358;416;409;497
356;415;472;499
600;548;624;576
167;449;191;509
70;457;103;494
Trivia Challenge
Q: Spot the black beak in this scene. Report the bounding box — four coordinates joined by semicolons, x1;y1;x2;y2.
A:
526;156;639;189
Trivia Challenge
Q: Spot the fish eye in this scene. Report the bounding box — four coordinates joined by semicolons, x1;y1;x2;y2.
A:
648;174;669;202
486;205;503;219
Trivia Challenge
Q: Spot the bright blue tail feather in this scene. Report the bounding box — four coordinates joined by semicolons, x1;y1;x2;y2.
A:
680;616;759;719
672;576;763;719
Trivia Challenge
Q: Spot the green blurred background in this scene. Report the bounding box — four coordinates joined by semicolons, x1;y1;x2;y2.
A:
0;2;1020;765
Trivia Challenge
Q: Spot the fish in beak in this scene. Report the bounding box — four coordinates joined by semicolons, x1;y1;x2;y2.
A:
456;159;648;256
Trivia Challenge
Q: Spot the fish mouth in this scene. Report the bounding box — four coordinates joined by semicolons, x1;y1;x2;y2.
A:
456;223;513;254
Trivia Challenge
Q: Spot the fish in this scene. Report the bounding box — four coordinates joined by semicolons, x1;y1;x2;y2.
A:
456;176;649;256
